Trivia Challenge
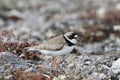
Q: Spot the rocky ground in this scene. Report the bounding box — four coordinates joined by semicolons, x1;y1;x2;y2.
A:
0;0;120;80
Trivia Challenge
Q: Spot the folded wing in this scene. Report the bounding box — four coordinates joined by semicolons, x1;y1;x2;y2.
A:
26;35;66;51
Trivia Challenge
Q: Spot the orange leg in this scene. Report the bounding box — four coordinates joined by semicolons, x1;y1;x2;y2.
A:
52;56;59;67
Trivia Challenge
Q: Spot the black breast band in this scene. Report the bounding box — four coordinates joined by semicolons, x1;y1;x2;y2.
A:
63;35;75;46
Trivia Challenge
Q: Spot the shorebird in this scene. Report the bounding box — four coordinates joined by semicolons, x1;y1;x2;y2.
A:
26;32;78;66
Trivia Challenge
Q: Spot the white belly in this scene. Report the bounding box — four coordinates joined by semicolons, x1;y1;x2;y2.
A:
40;45;75;56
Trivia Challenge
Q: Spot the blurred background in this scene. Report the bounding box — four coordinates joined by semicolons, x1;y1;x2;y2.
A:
0;0;120;43
0;0;120;80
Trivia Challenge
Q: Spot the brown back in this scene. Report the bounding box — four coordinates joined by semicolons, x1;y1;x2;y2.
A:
32;35;66;51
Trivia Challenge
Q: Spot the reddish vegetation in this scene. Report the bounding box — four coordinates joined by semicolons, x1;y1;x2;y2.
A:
0;30;54;80
0;30;41;60
11;69;52;80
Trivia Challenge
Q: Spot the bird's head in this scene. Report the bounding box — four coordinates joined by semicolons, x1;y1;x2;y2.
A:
64;32;79;45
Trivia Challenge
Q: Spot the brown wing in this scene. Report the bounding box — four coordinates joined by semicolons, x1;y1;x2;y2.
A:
28;35;66;51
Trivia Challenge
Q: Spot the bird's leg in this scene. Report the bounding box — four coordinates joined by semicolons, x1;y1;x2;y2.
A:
52;56;59;67
52;56;56;64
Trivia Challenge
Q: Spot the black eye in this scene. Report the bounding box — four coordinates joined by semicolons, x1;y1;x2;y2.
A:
74;35;78;38
68;33;77;39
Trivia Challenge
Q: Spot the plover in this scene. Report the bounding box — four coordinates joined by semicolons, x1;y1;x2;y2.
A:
26;32;78;66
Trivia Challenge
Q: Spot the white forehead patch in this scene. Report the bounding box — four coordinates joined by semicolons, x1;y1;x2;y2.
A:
74;35;78;38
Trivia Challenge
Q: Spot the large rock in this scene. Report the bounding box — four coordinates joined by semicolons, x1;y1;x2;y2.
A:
109;58;120;80
0;52;32;76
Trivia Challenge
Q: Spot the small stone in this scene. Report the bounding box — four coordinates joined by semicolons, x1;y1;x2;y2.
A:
53;77;59;80
96;7;106;19
53;75;69;80
98;73;106;79
83;54;90;62
4;75;12;80
113;25;120;31
6;9;24;20
115;3;120;10
84;61;91;65
91;72;98;79
58;75;67;79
